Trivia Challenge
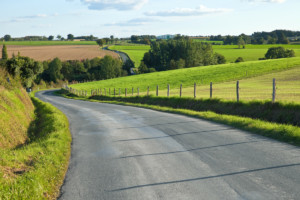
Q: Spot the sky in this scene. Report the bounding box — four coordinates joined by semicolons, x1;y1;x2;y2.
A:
0;0;299;38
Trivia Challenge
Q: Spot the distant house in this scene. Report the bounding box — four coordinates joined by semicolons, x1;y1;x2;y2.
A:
157;34;175;40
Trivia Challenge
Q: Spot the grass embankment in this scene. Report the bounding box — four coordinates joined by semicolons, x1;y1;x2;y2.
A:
70;57;300;96
0;41;97;46
0;70;71;199
59;89;300;147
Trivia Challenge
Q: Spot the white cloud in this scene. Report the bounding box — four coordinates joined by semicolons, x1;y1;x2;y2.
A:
247;0;286;3
81;0;148;11
145;5;233;17
105;17;159;26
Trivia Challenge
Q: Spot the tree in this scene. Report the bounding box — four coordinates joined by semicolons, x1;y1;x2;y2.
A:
265;47;295;59
57;35;62;40
110;35;114;44
237;37;245;49
67;34;74;41
2;44;8;60
48;58;63;82
214;53;226;64
4;35;11;41
48;35;54;41
96;39;105;48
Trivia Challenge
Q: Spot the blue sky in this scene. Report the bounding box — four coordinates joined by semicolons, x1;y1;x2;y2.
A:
0;0;299;38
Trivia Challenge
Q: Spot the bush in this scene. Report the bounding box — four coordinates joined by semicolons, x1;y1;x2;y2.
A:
215;53;226;64
265;47;295;59
235;57;244;63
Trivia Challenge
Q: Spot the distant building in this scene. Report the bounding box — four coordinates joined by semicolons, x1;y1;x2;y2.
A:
157;34;175;40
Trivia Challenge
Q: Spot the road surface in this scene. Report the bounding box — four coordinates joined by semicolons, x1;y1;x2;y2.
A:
36;90;300;200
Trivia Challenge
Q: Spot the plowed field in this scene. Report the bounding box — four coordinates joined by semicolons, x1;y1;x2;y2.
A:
6;45;119;61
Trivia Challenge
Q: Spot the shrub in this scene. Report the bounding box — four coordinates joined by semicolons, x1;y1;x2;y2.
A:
235;57;244;63
265;47;295;59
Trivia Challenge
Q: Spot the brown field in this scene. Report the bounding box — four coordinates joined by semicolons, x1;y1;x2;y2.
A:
6;45;119;61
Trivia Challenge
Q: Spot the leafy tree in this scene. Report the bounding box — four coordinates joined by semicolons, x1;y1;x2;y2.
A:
138;61;149;73
4;35;11;41
96;39;105;48
131;35;139;43
57;35;62;40
99;56;122;79
110;35;114;44
123;59;135;74
237;37;245;49
265;47;295;59
48;58;63;82
67;34;74;41
2;44;8;60
48;35;54;41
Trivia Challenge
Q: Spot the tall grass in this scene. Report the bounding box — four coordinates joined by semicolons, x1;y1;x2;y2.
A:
0;96;71;199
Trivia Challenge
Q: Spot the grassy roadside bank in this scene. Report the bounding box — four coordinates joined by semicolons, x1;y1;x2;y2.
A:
59;89;300;146
0;94;71;199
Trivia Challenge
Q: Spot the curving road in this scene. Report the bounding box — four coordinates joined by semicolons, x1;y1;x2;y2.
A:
36;90;300;200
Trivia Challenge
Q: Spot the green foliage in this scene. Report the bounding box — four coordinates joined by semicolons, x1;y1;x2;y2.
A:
48;35;54;41
6;55;43;88
4;35;11;41
0;96;71;199
48;58;63;83
265;47;295;59
214;53;226;64
2;44;8;60
67;34;74;41
235;57;244;63
143;38;221;71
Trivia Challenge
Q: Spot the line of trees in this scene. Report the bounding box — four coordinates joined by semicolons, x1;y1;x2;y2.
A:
1;45;128;88
140;38;226;73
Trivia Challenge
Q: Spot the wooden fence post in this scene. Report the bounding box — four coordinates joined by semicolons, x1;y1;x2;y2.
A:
109;88;111;96
147;86;149;96
119;88;121;96
194;83;196;98
156;85;159;96
180;84;182;97
104;88;106;96
272;78;276;103
137;88;139;96
167;84;170;97
91;89;93;96
132;87;134;96
125;88;127;97
236;81;240;102
114;88;116;96
210;82;213;99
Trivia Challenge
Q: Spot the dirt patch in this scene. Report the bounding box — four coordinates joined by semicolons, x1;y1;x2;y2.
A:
6;45;119;61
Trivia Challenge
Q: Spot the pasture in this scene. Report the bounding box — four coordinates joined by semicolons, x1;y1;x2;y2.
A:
6;45;119;61
109;44;300;67
109;45;150;67
70;57;300;102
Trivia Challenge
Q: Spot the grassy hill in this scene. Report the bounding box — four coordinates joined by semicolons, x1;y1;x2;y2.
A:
70;57;300;99
0;68;71;199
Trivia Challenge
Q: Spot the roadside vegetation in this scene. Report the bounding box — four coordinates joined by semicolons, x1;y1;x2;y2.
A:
0;68;71;199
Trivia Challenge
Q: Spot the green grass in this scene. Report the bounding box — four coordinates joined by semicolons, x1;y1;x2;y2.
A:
59;90;300;147
213;44;300;63
108;44;300;65
70;57;300;96
0;95;71;199
109;45;150;67
0;41;97;46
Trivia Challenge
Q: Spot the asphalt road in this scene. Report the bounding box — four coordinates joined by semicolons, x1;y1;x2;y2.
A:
36;90;300;200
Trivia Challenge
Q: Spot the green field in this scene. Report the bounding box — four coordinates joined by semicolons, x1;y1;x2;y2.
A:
108;44;300;66
109;45;150;67
214;44;300;62
0;41;97;46
70;57;300;101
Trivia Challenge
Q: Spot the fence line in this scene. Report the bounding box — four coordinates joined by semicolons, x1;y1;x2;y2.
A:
64;78;284;103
